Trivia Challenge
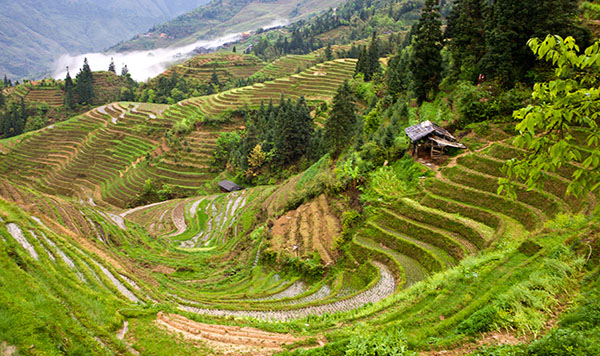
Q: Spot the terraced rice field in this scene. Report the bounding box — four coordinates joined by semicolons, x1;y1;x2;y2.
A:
155;52;266;84
171;58;357;118
25;87;64;107
253;53;319;80
0;200;147;306
156;312;304;355
0;40;595;353
122;188;249;248
344;129;595;293
271;194;340;265
0;102;171;206
0;59;356;209
0;121;595;354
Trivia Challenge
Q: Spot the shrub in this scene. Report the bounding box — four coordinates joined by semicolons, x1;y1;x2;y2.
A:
457;305;498;334
454;81;498;128
345;324;414;356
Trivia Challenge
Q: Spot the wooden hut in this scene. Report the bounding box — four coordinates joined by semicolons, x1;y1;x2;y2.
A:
218;180;244;193
404;120;466;159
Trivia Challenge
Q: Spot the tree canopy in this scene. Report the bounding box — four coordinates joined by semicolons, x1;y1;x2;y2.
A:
409;0;443;103
499;35;600;198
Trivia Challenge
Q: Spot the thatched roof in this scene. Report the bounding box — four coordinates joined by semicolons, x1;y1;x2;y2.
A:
218;180;243;192
404;120;454;142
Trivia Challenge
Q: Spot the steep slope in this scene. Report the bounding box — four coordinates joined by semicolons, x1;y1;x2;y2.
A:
0;115;597;354
111;0;346;52
0;58;356;208
0;0;210;79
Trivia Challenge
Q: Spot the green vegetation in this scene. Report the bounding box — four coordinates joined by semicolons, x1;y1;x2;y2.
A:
0;0;599;355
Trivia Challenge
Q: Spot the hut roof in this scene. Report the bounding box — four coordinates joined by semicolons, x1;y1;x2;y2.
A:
218;180;243;192
429;136;466;149
404;120;455;142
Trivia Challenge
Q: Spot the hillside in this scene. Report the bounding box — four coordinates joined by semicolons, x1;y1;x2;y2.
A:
0;0;599;355
0;71;137;137
111;0;347;52
0;58;356;208
0;0;210;79
0;114;597;354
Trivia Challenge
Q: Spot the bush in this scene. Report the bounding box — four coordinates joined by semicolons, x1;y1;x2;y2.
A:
345;324;414;356
284;170;336;211
457;305;498;334
454;81;498;128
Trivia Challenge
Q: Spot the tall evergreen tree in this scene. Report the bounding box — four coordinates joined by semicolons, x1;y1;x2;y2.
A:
445;0;487;82
355;46;368;78
2;99;26;138
409;0;443;103
356;33;382;81
268;96;315;165
387;48;411;99
211;66;220;87
480;0;585;86
292;97;314;159
325;43;333;61
64;68;76;109
366;31;381;80
108;58;116;74
76;58;94;105
121;64;129;76
324;81;357;155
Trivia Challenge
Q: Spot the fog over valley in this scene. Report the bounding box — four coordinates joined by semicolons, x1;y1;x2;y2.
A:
52;33;243;82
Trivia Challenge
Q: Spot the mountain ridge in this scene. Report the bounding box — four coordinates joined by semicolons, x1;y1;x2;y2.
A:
0;0;210;79
110;0;346;52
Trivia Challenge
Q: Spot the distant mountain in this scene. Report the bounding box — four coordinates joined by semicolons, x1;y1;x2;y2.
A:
0;0;209;79
110;0;346;52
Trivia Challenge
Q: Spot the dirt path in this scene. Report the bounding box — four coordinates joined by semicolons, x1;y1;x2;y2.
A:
116;320;140;355
156;312;303;355
117;321;129;340
165;202;187;237
120;200;170;218
434;140;496;180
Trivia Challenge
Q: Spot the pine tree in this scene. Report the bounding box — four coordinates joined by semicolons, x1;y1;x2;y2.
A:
2;99;27;138
387;48;411;99
325;43;333;61
445;0;487;82
232;46;237;53
308;127;325;160
410;0;443;103
292;97;314;159
211;66;220;87
64;68;76;109
19;97;26;133
479;0;517;86
121;64;129;76
324;81;357;155
366;31;381;80
76;58;94;105
270;96;315;165
355;46;368;77
480;0;585;87
108;57;116;74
